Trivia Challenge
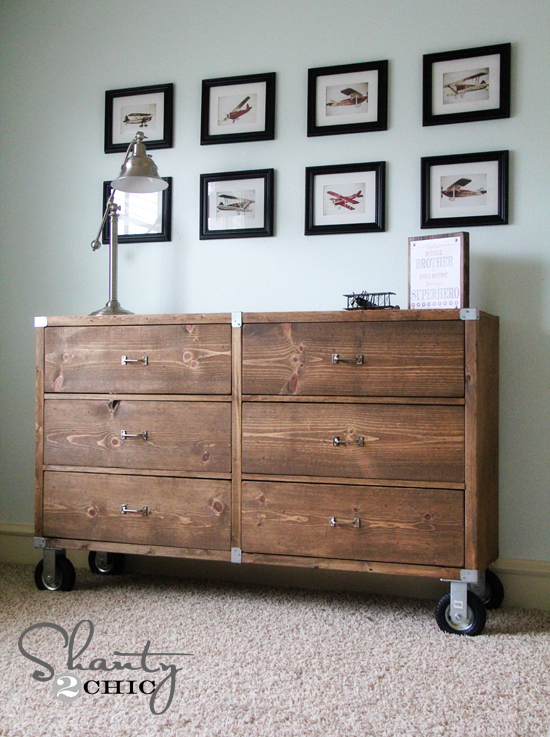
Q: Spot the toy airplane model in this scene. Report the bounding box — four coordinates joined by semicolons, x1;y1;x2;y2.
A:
441;178;487;201
122;113;153;128
217;194;254;212
223;96;252;122
327;87;368;107
344;292;399;310
326;190;364;211
444;72;489;99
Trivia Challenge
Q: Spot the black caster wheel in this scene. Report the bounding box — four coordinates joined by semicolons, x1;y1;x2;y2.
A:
88;551;126;575
480;569;505;610
435;591;486;636
34;556;76;591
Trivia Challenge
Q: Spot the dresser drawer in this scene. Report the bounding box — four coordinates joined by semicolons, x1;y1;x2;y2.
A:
242;321;464;397
44;324;231;394
43;472;231;550
242;481;464;566
243;402;464;482
44;399;231;473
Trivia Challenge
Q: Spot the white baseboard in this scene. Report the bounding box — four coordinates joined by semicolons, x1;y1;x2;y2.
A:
2;522;548;611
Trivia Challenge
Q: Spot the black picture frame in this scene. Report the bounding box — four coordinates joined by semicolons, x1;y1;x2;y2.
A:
102;177;172;244
200;72;276;145
423;43;511;127
200;169;274;239
307;60;388;137
104;83;174;154
421;151;508;229
305;162;386;235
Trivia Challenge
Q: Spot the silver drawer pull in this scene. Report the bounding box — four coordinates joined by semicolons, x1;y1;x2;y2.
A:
329;517;361;528
333;435;364;447
332;353;363;365
121;430;148;440
121;504;149;516
121;355;148;366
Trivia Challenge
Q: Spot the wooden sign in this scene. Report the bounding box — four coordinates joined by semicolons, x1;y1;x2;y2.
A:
408;232;469;309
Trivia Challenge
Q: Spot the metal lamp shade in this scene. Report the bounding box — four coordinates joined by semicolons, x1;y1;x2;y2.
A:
111;134;168;193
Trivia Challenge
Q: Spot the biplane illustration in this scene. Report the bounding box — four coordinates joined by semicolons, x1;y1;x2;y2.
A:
123;112;153;128
327;87;368;107
223;96;252;123
326;190;364;211
444;72;489;99
441;178;487;201
217;194;254;212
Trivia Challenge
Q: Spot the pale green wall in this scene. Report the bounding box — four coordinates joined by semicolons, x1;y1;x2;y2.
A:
1;0;549;561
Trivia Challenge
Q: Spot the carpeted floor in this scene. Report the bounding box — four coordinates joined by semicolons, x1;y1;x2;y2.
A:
1;562;549;736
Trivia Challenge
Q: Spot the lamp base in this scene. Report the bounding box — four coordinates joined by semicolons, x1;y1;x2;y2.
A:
89;300;134;316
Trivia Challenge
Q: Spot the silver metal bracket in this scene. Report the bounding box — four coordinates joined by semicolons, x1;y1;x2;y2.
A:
34;316;48;327
42;547;66;587
33;537;46;549
441;569;485;625
231;547;242;563
460;308;479;321
231;312;242;328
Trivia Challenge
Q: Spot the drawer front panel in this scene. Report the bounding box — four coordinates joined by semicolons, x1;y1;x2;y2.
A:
43;472;231;550
45;324;231;394
242;321;464;397
242;481;464;566
44;400;231;473
243;402;464;482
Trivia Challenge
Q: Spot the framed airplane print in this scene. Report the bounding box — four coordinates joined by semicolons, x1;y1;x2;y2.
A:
421;150;509;228
307;60;388;137
104;83;174;153
201;72;276;145
305;161;386;235
423;43;511;126
102;178;172;243
200;169;274;239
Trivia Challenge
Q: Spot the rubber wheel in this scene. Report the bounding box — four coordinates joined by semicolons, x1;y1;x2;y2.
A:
34;556;76;591
435;591;486;636
480;569;505;610
88;551;126;575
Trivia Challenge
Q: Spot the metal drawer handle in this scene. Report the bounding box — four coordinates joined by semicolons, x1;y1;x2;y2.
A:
121;430;148;441
329;517;361;528
332;353;363;365
333;435;364;447
121;355;148;366
121;504;149;516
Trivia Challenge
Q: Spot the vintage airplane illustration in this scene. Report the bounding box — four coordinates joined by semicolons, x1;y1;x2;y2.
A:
327;87;368;107
123;112;153;128
217;194;254;212
223;96;252;123
326;190;364;210
444;72;489;99
441;178;487;200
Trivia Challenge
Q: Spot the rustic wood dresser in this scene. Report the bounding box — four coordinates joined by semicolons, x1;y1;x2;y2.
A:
33;309;502;635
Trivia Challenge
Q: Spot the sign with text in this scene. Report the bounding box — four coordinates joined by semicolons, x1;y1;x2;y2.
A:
408;232;469;309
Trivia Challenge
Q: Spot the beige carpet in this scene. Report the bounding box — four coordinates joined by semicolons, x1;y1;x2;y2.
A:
1;562;549;736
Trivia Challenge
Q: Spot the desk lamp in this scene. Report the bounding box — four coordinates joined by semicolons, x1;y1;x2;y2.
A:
90;131;168;315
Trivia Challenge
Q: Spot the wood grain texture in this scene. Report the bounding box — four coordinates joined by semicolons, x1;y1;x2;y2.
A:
43;472;231;550
465;313;499;570
35;327;45;535
44;399;231;473
45;324;231;394
242;402;465;482
242;309;463;323
243;320;465;397
45;538;232;561
42;313;232;327
242;481;464;566
231;324;243;548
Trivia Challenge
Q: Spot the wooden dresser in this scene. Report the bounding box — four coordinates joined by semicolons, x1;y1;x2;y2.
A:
34;309;500;635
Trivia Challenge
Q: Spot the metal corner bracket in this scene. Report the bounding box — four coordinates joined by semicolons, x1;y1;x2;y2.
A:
34;316;48;327
460;308;479;321
231;312;242;328
33;537;46;549
231;547;242;564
